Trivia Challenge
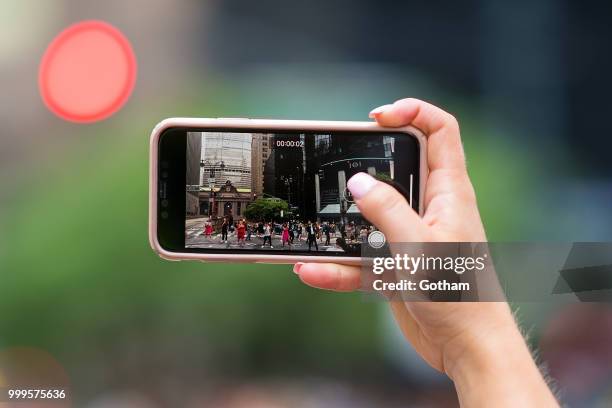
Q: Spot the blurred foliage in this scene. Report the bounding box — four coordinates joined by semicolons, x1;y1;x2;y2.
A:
459;115;546;241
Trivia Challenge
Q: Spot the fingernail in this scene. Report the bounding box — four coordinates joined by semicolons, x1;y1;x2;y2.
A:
369;104;392;118
293;262;304;274
347;172;378;200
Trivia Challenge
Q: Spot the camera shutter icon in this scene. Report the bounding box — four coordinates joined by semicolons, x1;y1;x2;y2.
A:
367;231;386;249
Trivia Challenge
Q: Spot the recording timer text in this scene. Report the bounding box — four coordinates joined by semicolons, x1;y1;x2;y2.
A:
275;140;304;147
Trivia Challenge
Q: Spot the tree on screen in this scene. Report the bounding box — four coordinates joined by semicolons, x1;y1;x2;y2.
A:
244;198;289;222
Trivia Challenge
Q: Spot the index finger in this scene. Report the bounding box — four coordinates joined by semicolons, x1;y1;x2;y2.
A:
370;98;466;173
295;262;361;292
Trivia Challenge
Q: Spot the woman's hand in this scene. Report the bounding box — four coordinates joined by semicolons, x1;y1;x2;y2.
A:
294;98;558;406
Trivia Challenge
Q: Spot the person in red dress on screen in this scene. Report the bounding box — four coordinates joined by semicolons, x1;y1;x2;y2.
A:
236;220;246;247
281;223;291;248
203;219;213;240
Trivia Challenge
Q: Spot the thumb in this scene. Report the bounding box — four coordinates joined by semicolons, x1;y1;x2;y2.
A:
347;172;428;242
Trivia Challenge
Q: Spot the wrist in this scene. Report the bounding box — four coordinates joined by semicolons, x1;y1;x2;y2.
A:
443;310;522;380
443;307;557;406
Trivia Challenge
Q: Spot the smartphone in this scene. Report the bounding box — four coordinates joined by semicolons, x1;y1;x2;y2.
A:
149;118;427;264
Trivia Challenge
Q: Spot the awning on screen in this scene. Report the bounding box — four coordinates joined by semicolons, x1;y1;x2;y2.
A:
318;204;341;214
317;204;361;215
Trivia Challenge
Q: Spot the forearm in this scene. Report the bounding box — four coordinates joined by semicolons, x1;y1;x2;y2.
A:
447;323;558;407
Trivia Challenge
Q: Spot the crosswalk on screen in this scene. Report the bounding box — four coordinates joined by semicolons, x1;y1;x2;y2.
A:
185;131;419;254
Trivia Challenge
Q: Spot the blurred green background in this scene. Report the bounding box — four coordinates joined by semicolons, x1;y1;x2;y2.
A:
1;1;611;407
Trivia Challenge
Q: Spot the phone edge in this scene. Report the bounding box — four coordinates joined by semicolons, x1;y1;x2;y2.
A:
148;117;428;265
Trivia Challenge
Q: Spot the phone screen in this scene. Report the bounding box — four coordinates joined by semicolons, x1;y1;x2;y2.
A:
175;130;420;256
155;128;421;256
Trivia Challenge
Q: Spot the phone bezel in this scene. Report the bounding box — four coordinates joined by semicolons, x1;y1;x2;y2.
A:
149;118;428;265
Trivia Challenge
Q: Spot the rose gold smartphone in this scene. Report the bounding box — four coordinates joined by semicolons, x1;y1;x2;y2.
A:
149;118;427;264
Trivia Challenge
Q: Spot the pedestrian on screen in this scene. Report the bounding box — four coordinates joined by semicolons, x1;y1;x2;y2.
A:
237;220;246;247
246;223;253;241
262;223;273;248
297;223;303;240
281;223;291;247
306;221;318;251
204;219;213;240
221;218;228;242
323;222;331;245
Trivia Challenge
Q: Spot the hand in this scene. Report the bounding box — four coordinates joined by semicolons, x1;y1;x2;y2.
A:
294;98;558;406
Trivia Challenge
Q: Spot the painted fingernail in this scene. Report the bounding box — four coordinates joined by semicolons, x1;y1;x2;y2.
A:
293;262;304;274
369;104;392;118
347;172;378;200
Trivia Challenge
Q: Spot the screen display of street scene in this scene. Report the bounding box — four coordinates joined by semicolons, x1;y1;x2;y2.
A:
185;131;419;254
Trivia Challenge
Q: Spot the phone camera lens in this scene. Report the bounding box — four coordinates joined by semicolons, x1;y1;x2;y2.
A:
161;199;169;207
161;211;169;219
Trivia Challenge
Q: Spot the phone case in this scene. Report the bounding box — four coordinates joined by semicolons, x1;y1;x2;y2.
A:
149;118;428;265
